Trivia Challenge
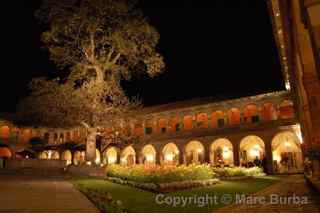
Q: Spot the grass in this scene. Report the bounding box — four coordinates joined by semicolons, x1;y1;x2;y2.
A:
71;176;282;213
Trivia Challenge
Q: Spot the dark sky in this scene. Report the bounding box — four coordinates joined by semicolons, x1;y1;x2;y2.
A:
1;0;284;113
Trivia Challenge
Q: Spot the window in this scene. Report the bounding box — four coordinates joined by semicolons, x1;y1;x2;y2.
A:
252;115;260;123
161;127;166;133
145;127;153;135
218;119;225;128
175;123;182;132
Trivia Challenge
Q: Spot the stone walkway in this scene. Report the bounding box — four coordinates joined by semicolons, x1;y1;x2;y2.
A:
0;175;99;213
214;175;320;213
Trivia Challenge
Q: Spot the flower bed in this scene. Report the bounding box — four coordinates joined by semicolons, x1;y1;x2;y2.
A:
106;164;217;183
106;176;219;193
213;167;265;179
75;184;127;213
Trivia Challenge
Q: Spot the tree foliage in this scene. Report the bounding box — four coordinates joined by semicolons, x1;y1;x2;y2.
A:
17;0;165;129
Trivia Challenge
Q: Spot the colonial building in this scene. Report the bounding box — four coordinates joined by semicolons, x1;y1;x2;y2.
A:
1;0;319;174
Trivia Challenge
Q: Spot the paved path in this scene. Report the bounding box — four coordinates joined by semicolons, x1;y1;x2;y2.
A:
214;175;320;213
0;175;99;213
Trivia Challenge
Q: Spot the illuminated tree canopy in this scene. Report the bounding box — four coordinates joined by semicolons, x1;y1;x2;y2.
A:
16;0;165;129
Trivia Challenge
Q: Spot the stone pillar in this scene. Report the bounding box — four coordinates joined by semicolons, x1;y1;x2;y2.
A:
203;142;211;164
233;141;240;166
135;149;142;164
265;141;273;174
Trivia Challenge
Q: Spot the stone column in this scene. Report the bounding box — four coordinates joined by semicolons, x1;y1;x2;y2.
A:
233;141;240;166
203;142;211;164
265;141;273;174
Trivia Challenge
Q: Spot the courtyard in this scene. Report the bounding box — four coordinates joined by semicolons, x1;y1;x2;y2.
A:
0;174;318;213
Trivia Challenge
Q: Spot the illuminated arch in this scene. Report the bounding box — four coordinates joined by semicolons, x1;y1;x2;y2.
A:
211;138;234;166
0;147;12;158
95;149;101;164
61;150;72;165
244;104;259;123
279;100;294;119
261;102;277;121
162;143;180;166
0;126;10;141
271;131;303;173
141;144;156;165
196;113;209;128
185;141;205;165
240;135;265;166
73;151;85;166
104;147;118;165
228;108;241;126
121;146;136;166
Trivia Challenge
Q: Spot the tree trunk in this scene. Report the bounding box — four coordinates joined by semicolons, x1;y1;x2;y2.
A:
86;128;97;164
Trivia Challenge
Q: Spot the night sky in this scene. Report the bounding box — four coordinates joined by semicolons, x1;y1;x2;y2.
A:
1;0;284;113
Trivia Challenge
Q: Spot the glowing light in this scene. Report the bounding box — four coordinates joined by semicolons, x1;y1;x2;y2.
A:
48;151;52;159
175;150;179;154
222;147;231;159
285;142;291;147
250;145;261;158
146;154;154;162
108;156;116;164
197;148;202;153
285;81;291;90
121;158;127;163
295;124;303;144
95;157;101;164
86;161;92;166
165;154;174;161
273;155;281;162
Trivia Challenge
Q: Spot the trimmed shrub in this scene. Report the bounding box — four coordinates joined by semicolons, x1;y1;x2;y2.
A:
106;164;217;183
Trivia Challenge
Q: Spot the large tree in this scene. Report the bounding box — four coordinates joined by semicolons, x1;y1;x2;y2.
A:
17;0;165;162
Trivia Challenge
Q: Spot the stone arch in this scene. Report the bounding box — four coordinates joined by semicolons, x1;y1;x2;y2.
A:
0;126;10;141
211;138;234;166
261;102;277;121
240;135;265;166
183;115;193;131
141;144;156;166
39;151;48;160
279;100;294;119
228;108;241;126
196;113;209;129
61;150;72;165
271;131;303;173
121;146;136;166
0;146;12;158
51;150;60;160
244;104;259;124
184;140;205;165
161;143;180;166
104;147;118;165
73;151;85;166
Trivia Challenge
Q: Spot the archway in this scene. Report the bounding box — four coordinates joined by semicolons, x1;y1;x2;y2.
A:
39;151;48;160
272;131;303;173
0;126;10;141
185;141;204;165
50;150;60;160
228;108;241;126
141;144;156;166
73;151;85;166
61;150;72;165
121;146;136;166
104;147;118;165
162;143;180;166
240;135;265;167
211;138;234;167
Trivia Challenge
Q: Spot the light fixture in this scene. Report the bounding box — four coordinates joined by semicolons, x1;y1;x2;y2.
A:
197;148;202;153
108;156;116;164
222;147;231;159
146;154;154;162
165;154;173;161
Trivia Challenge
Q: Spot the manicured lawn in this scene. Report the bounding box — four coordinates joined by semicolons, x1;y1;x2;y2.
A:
71;176;282;213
